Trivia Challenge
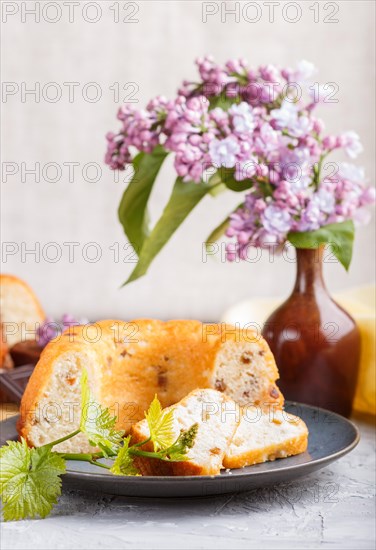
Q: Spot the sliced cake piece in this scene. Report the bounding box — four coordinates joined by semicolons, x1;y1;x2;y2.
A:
223;408;308;469
130;389;240;476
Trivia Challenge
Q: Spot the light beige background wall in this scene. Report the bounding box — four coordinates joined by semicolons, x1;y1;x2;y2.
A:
1;0;375;320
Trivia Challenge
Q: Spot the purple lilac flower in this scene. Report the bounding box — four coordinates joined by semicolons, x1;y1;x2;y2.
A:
164;96;217;182
105;56;375;263
37;314;87;348
209;136;240;168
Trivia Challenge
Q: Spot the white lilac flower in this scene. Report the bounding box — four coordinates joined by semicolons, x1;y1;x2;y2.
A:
341;132;363;159
209;136;240;168
271;101;313;140
234;156;259;181
338;163;365;183
270;100;298;129
280;146;312;187
262;205;292;235
313;188;336;215
353;207;372;226
290;176;312;193
292;60;317;84
309;84;332;104
289;115;313;138
254;122;281;155
229;102;255;134
297;201;322;231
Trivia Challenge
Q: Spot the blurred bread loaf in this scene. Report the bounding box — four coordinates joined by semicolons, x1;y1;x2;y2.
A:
0;274;45;348
0;332;11;369
0;274;45;367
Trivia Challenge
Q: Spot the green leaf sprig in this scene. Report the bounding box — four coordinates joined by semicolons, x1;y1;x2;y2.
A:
288;220;355;271
79;369;124;456
0;373;198;521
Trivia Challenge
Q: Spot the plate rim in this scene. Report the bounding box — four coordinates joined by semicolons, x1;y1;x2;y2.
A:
0;402;360;483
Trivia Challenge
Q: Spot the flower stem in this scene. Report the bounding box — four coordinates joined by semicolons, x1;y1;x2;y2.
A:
58;452;111;470
89;460;111;470
128;448;167;460
58;452;95;461
49;429;81;449
132;437;151;447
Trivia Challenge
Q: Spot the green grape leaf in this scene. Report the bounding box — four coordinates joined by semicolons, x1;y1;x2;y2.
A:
80;370;124;456
0;439;66;521
110;436;140;476
145;395;176;451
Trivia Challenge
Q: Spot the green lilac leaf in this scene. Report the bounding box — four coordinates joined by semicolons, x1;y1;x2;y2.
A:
208;182;227;197
217;168;254;192
124;177;211;284
208;96;239;111
205;217;230;250
287;220;355;271
118;145;168;253
205;201;244;254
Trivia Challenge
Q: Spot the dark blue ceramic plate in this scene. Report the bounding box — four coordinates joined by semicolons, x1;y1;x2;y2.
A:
0;403;359;497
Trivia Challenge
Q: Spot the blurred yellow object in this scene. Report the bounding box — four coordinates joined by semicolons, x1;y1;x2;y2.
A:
335;286;375;416
221;285;376;416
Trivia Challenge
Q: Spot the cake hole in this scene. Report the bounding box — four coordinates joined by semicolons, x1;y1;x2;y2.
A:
270;387;279;399
210;447;221;455
157;371;168;389
215;378;226;392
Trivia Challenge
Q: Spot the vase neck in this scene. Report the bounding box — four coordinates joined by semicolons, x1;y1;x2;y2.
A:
293;248;326;295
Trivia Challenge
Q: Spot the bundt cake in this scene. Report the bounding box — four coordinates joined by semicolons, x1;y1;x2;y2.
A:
18;319;283;453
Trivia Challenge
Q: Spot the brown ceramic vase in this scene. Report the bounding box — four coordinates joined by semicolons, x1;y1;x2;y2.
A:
262;247;361;417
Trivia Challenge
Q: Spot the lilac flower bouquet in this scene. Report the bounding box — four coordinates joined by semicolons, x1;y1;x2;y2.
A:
105;56;375;284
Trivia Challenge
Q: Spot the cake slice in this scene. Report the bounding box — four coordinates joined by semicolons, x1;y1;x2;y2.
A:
130;389;240;476
223;408;308;469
